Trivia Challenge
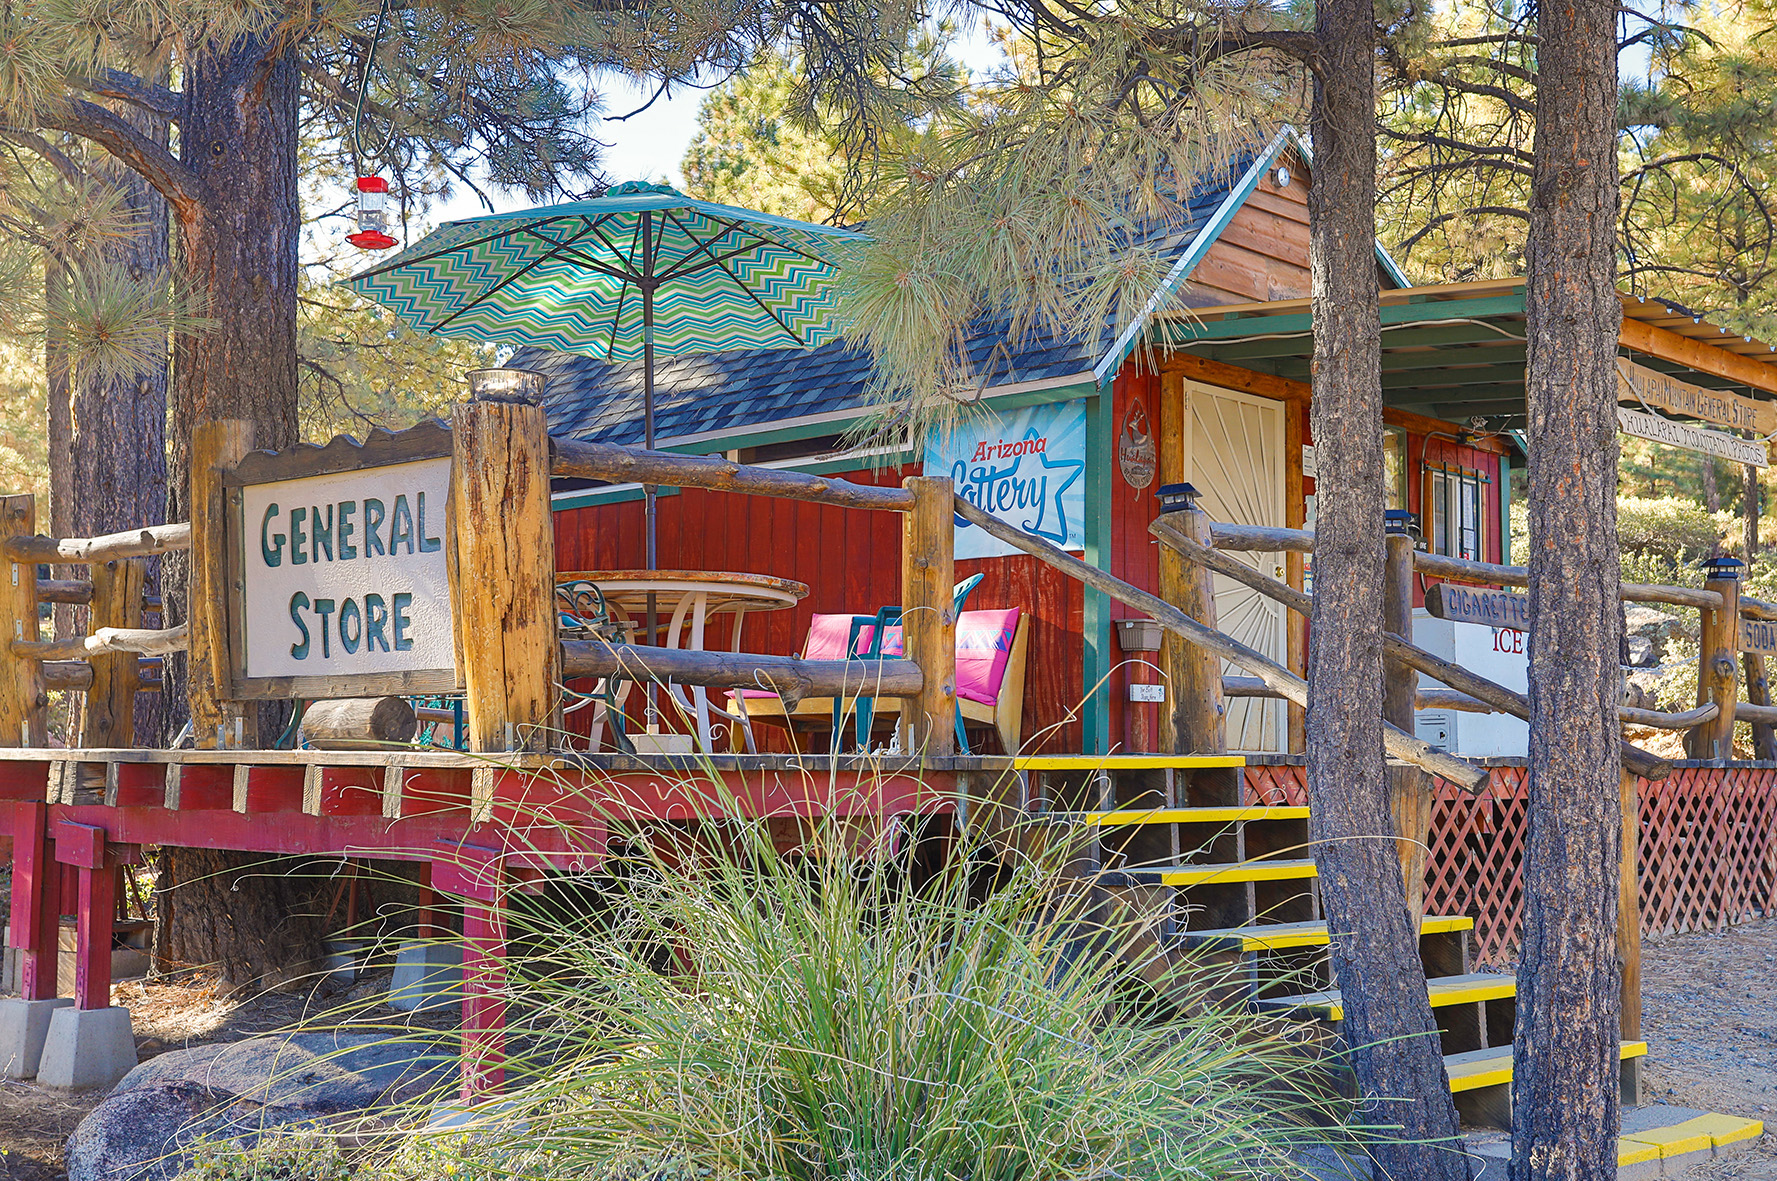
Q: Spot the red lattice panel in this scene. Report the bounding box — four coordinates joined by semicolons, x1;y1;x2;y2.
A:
1242;764;1308;806
1260;762;1777;967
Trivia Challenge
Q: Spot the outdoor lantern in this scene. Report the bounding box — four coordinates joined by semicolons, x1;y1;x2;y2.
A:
1702;554;1746;582
1384;508;1416;535
347;177;397;250
1115;618;1164;652
465;367;547;405
1156;482;1200;514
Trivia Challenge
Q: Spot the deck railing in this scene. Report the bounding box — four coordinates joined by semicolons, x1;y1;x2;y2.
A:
0;502;185;748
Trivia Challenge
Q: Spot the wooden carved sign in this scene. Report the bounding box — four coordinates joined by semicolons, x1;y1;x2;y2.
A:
1617;358;1776;436
1617;407;1769;468
1118;396;1157;491
223;423;459;700
1742;617;1777;657
1424;582;1530;633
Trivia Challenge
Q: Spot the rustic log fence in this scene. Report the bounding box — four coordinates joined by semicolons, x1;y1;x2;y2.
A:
0;497;182;749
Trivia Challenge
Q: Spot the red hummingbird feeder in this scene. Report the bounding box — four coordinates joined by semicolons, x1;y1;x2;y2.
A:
347;176;397;250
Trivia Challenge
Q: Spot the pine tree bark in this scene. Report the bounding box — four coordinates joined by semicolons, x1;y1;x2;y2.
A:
148;36;316;985
1305;3;1469;1176
1512;0;1624;1174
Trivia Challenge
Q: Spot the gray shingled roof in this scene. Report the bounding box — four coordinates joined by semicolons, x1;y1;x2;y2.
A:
518;159;1256;447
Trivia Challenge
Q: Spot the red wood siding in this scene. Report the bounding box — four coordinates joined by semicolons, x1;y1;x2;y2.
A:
552;463;1084;754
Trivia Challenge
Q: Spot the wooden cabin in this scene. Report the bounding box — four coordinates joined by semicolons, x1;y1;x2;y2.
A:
524;127;1525;757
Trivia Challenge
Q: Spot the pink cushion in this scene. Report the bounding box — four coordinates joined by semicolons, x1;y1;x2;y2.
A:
956;608;1020;706
728;608;1020;706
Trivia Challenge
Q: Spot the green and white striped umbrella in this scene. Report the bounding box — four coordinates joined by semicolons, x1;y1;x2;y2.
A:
348;180;866;587
347;181;866;369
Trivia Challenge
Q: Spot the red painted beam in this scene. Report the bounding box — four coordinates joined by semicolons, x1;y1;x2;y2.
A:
460;897;507;1099
0;761;47;803
319;767;382;817
170;765;232;811
111;763;164;808
9;803;59;1001
237;766;305;814
73;862;114;1010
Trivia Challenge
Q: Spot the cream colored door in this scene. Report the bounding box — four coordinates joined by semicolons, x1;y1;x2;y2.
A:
1180;381;1288;752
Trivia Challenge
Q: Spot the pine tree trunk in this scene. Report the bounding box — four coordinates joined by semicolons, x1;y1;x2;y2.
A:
1702;455;1719;512
68;109;172;743
151;35;320;987
1305;4;1469;1176
1512;0;1623;1173
1745;457;1759;559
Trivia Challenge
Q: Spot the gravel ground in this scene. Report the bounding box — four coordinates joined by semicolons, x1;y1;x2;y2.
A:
1644;918;1777;1178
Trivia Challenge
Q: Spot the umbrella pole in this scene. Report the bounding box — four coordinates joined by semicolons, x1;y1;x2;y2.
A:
643;272;659;735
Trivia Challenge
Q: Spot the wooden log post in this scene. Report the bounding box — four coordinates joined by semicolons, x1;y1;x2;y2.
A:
298;697;419;749
1157;505;1226;755
1618;769;1642;1040
1687;566;1743;760
78;558;145;748
900;477;956;757
1743;652;1777;760
1384;529;1432;921
189;421;255;749
0;496;46;747
451;398;559;753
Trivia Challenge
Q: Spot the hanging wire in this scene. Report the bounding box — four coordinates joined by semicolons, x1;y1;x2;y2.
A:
351;0;394;172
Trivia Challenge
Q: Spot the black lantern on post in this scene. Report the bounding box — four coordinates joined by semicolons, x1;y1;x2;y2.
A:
1156;482;1200;515
1702;554;1746;583
1384;508;1416;536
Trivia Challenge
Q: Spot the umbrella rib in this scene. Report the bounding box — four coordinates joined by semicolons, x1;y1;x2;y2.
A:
698;209;837;266
515;227;634;284
662;211;810;347
654;233;778;284
430;219;608;333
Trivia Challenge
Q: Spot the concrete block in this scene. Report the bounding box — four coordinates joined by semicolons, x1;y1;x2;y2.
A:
428;1095;528;1133
37;1006;136;1092
0;997;73;1079
388;941;462;1013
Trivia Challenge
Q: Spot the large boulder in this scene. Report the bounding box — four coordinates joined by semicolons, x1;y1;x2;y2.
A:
65;1031;453;1181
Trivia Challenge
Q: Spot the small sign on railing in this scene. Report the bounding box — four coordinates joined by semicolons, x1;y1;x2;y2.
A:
1424;582;1530;633
1741;617;1777;657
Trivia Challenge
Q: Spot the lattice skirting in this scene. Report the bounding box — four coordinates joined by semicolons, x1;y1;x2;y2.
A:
1241;762;1777;968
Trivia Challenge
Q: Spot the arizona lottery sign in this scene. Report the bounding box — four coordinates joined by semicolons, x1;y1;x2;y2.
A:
928;400;1088;560
226;426;459;698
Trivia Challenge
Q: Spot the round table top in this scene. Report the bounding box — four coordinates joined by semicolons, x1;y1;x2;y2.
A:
557;569;808;615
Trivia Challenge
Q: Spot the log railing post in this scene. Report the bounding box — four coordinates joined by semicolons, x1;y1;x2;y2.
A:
189;421;255;749
1618;769;1642;1040
451;397;559;753
0;495;45;746
1742;652;1777;760
901;476;956;757
1157;504;1226;755
78;559;144;748
1384;526;1431;920
1687;563;1742;760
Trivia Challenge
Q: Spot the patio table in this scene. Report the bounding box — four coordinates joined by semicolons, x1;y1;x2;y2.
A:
557;569;808;753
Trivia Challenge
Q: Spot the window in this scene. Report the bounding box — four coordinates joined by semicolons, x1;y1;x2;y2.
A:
1426;466;1488;561
1383;428;1407;511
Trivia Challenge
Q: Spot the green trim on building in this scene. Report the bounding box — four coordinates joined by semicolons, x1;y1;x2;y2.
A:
1081;390;1115;754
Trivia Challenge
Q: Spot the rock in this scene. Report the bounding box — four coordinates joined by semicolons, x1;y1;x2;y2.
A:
66;1031;454;1181
1626;635;1657;667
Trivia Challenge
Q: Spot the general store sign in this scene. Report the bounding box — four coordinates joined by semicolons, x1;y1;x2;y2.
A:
1617;407;1768;468
227;428;458;698
929;399;1088;561
1617;358;1775;435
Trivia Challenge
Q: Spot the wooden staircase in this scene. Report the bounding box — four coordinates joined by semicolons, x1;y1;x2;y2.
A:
1027;755;1647;1131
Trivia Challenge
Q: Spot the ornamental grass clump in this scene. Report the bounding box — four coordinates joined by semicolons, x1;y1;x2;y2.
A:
393;810;1357;1181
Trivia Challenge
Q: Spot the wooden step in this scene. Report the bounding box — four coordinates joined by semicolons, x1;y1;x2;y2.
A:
1104;858;1318;887
1070;805;1309;826
1258;971;1515;1022
1179;913;1474;953
1445;1040;1647;1095
1014;754;1247;771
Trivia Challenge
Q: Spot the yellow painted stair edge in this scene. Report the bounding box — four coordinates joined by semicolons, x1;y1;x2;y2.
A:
1155;859;1318;886
1077;806;1310;825
1181;913;1473;952
1447;1041;1647;1094
1619;1112;1764;1161
1267;973;1515;1022
1014;755;1247;770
